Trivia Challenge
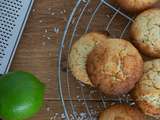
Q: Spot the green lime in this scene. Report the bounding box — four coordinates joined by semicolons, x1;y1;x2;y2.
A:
0;71;45;120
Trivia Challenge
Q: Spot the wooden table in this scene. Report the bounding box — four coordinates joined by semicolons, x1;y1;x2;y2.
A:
11;0;76;119
10;0;158;120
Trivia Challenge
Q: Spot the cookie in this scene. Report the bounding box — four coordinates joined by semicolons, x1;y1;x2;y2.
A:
69;32;108;86
131;9;160;57
99;104;145;120
87;38;143;96
132;59;160;118
116;0;159;12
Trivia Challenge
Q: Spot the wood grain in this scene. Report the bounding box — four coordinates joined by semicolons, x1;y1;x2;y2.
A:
11;0;75;99
9;0;158;120
10;0;76;119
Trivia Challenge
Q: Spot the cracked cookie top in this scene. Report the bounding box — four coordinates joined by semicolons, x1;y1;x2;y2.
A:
116;0;159;12
132;59;160;118
131;9;160;57
86;39;143;96
99;104;145;120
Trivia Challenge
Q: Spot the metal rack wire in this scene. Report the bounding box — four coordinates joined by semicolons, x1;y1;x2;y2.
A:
57;0;137;119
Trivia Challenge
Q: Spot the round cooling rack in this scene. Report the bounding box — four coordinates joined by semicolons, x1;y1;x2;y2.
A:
57;0;147;120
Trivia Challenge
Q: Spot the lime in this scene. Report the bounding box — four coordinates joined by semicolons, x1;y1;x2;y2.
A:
0;71;45;120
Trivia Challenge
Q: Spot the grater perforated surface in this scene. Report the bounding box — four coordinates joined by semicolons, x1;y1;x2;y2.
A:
0;0;34;74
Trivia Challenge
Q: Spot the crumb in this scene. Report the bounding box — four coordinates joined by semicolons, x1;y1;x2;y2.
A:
47;37;51;40
46;107;50;112
42;42;46;46
32;9;35;12
53;27;60;33
61;113;65;119
51;12;55;16
49;116;54;120
45;29;48;33
48;8;52;11
39;20;43;23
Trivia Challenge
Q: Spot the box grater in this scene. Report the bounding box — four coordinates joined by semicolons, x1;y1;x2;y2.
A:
0;0;34;74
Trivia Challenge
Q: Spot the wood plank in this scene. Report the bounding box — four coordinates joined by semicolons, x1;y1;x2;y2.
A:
9;0;158;120
30;100;155;120
30;100;105;120
10;0;76;99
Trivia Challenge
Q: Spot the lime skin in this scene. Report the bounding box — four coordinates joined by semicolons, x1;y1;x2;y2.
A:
0;71;45;120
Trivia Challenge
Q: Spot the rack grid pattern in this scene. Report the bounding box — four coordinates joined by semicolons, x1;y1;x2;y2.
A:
56;0;143;120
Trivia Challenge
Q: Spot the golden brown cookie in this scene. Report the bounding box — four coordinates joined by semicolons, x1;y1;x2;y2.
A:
69;32;108;86
132;59;160;118
99;104;145;120
116;0;159;12
87;38;143;96
131;9;160;58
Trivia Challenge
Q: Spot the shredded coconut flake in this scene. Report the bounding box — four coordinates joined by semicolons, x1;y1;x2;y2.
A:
53;27;60;33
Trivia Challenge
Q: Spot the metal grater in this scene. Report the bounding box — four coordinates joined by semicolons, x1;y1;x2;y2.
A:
0;0;34;74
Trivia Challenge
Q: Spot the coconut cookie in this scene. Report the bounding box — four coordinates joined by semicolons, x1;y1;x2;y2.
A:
116;0;159;12
87;38;143;96
131;9;160;57
132;59;160;118
69;32;108;86
99;104;145;120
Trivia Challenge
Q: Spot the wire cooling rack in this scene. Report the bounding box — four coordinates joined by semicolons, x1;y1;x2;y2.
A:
57;0;154;120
